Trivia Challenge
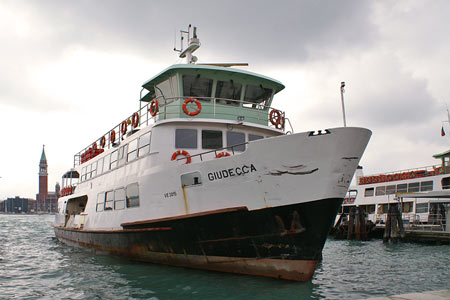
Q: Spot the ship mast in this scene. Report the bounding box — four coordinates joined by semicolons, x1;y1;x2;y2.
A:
174;24;200;64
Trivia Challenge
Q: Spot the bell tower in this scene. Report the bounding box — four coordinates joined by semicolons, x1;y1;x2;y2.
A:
37;145;48;211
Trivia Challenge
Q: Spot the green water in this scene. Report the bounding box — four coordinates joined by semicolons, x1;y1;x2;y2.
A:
1;214;449;299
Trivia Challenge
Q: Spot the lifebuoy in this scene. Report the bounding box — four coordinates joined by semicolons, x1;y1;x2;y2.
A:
110;130;116;143
132;112;139;127
269;109;285;129
121;121;127;135
182;98;202;116
100;136;106;148
149;99;159;117
171;150;191;164
216;152;231;158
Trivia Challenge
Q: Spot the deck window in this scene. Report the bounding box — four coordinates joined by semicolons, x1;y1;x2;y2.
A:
97;158;104;175
81;166;86;182
408;182;420;193
202;130;223;149
401;201;413;213
243;84;272;108
249;134;264;141
375;186;386;196
126;183;139;208
128;139;138;161
364;187;374;197
114;188;126;210
442;177;450;189
359;204;375;214
215;80;242;106
86;164;92;180
182;74;213;100
110;150;118;169
91;161;97;178
139;132;151;156
96;192;105;212
175;129;197;149
420;180;433;191
396;183;407;193
226;131;245;152
386;185;396;195
416;202;429;213
103;154;111;172
105;191;114;211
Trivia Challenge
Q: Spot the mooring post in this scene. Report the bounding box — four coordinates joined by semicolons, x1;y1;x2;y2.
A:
383;206;392;243
348;207;355;240
355;207;361;240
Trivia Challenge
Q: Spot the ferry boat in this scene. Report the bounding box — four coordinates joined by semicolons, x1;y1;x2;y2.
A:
340;150;450;229
53;26;371;281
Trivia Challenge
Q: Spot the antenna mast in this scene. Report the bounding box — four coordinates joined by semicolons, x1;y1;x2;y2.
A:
174;24;201;64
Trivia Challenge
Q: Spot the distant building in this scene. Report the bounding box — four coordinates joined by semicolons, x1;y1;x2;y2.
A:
36;145;60;212
0;197;36;213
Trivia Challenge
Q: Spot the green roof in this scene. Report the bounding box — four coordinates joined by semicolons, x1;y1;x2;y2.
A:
432;149;450;159
141;64;285;94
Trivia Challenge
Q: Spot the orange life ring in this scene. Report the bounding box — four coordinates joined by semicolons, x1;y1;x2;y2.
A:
149;99;159;117
110;130;116;143
216;152;231;158
100;136;106;148
132;112;140;127
269;109;285;129
182;98;202;116
121;121;127;135
171;150;191;164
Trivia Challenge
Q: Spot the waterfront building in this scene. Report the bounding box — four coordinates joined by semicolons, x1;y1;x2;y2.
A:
0;196;36;213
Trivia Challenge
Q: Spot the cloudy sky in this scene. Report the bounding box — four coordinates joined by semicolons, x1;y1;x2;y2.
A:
1;0;449;199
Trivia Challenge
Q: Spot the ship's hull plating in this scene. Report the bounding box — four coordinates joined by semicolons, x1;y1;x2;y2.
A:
54;198;341;281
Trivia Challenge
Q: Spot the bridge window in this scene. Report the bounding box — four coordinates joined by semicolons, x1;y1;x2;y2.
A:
97;158;104;175
375;186;386;196
397;183;407;193
183;74;213;100
442;177;450;189
91;161;97;177
215;80;242;106
202;130;222;149
226;131;245;152
114;188;125;210
139;132;151;156
243;84;272;108
126;183;139;208
110;150;118;169
103;154;111;172
175;129;197;149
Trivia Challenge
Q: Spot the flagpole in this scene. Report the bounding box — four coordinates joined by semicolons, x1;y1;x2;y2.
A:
340;82;347;127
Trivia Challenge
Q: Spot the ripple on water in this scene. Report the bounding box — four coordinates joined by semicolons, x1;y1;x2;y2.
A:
0;215;449;300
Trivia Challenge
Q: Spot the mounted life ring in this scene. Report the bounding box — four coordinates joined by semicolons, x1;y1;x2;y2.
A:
149;99;159;117
171;150;191;164
110;130;116;144
269;109;285;129
121;121;127;135
216;152;231;158
182;98;202;116
132;112;140;127
100;136;106;148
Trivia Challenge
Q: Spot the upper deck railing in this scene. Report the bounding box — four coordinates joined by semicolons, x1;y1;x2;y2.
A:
73;96;290;167
358;164;445;185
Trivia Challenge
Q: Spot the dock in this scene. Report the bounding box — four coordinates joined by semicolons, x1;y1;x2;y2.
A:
364;290;450;299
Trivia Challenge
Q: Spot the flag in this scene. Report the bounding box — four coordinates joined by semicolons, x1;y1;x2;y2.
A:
442;126;446;136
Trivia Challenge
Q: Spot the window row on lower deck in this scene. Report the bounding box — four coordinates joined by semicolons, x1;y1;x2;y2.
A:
80;131;151;182
96;183;140;212
176;128;264;151
364;180;433;197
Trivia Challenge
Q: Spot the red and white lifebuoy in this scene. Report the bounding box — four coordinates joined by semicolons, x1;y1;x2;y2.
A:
269;109;285;129
121;121;127;135
100;136;106;148
171;150;191;164
149;99;159;117
110;130;116;143
182;98;202;116
216;152;231;158
132;112;140;127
